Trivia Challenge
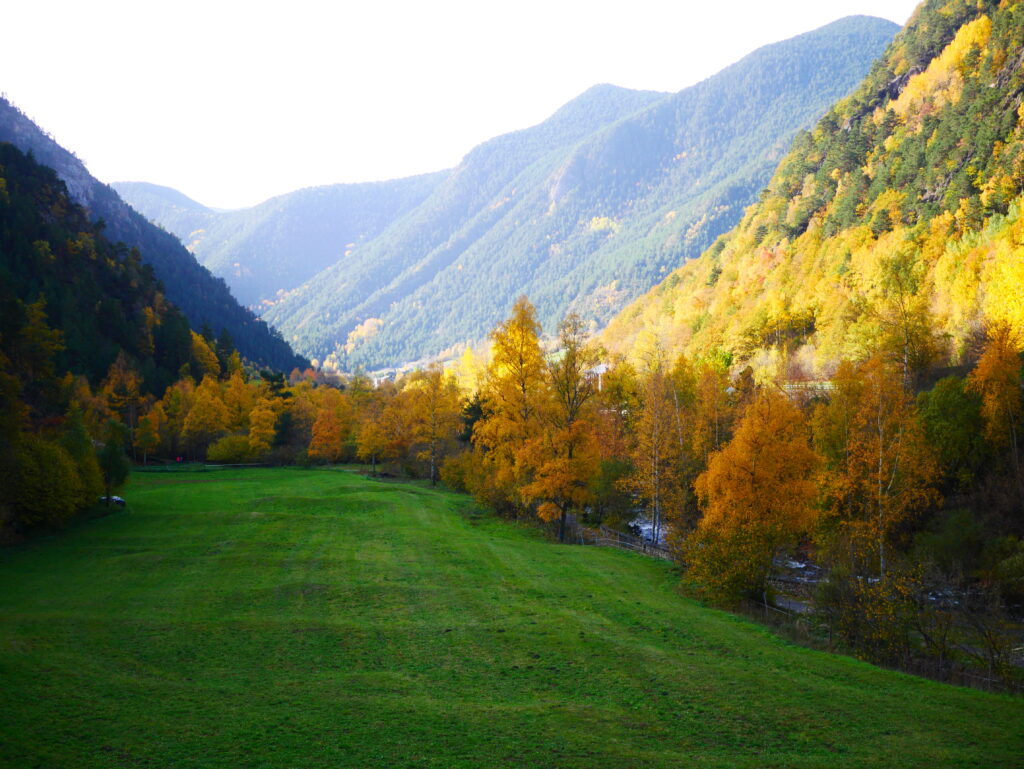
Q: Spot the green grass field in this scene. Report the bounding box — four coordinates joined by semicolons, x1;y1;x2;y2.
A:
1;467;1021;768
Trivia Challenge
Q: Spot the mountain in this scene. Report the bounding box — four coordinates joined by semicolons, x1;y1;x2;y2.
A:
600;0;1024;378
109;182;218;247
0;142;194;397
248;15;898;371
115;174;446;308
0;98;307;372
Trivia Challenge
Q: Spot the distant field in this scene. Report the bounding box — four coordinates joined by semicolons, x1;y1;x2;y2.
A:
1;467;1021;768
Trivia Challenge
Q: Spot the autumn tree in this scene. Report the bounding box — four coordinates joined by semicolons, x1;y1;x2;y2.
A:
521;313;601;541
247;398;278;459
135;406;161;466
817;357;939;577
100;350;143;437
690;360;734;467
305;387;351;464
871;252;943;387
968;323;1023;498
688;389;820;604
190;331;222;380
181;376;229;458
622;366;687;545
472;296;547;516
404;364;463;486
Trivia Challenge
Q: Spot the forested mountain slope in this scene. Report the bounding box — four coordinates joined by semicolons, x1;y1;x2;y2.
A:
257;15;896;371
109;182;218;249
602;0;1024;377
0;142;194;394
115;174;446;308
0;98;306;371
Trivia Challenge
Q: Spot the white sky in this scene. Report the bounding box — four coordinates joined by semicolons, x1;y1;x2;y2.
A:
3;0;920;209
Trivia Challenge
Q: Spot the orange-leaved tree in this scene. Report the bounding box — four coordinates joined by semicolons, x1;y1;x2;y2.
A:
968;322;1022;497
689;388;819;604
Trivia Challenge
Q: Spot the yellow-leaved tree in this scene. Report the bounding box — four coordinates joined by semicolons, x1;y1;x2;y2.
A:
817;357;939;577
520;313;601;541
404;364;463;486
472;296;547;517
621;365;687;546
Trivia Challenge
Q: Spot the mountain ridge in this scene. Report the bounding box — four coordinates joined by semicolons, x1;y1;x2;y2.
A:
0;97;307;371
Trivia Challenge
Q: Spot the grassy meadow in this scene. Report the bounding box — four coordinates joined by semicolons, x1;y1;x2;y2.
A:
0;467;1021;768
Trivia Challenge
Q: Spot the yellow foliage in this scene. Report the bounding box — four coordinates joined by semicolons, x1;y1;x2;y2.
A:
891;16;991;126
344;317;384;354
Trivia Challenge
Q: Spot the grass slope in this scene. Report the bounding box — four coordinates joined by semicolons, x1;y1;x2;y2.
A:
1;468;1021;768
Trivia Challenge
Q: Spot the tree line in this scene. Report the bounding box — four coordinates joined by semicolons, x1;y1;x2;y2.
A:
4;288;1021;686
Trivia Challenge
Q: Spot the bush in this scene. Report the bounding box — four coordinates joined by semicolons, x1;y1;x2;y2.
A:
207;434;255;464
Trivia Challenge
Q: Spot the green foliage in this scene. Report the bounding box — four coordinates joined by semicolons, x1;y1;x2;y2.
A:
0;142;193;394
97;419;130;501
207;434;256;463
10;434;82;527
917;376;988;489
116;175;445;308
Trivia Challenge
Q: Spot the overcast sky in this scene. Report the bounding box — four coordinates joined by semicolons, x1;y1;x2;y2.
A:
3;0;920;209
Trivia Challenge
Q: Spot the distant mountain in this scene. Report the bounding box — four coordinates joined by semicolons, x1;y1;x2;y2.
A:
110;182;218;247
115;174;446;308
0;98;307;372
600;0;1024;376
243;15;897;371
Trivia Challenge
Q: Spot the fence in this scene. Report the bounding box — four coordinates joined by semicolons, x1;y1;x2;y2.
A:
583;525;675;561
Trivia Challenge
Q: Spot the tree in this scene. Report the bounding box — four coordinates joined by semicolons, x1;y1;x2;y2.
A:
181;376;229;458
622;366;687;545
688;389;819;603
404;364;463;486
818;357;939;577
61;405;103;506
968;323;1022;497
355;388;391;474
247;398;278;459
190;331;221;380
97;419;130;505
521;313;601;541
472;296;547;516
917;376;987;490
100;351;142;434
135;406;162;466
309;407;345;463
690;360;734;467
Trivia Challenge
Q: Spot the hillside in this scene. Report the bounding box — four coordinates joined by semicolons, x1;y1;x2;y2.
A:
601;0;1024;376
109;181;219;246
0;98;306;372
237;16;895;371
0;142;194;394
1;467;1020;768
115;173;446;307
